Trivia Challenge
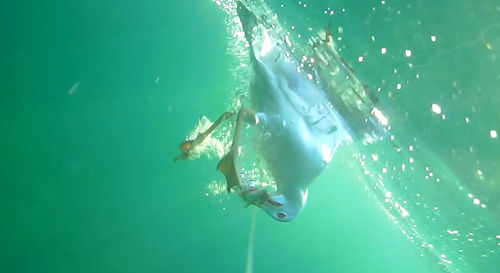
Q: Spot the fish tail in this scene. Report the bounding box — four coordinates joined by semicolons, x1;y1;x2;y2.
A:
237;1;258;45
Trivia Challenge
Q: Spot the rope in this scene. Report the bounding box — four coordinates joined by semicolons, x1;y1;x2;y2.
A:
245;208;257;273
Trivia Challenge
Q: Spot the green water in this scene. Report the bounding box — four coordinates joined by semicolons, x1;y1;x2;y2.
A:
1;0;499;273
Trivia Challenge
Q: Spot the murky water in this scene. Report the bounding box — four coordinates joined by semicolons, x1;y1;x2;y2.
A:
1;0;498;272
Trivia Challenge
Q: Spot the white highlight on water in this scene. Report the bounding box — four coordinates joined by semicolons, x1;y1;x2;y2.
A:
431;104;442;114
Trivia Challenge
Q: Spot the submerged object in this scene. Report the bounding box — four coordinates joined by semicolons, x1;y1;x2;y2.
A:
176;1;385;221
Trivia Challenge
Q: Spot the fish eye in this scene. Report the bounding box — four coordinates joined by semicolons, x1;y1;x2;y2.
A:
277;212;287;219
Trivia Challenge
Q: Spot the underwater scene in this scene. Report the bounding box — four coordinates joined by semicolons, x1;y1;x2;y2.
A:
1;0;499;273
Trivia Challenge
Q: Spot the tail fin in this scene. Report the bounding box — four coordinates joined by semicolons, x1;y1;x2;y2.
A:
237;1;258;45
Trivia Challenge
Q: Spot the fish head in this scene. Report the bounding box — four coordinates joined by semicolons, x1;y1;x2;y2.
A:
260;190;308;222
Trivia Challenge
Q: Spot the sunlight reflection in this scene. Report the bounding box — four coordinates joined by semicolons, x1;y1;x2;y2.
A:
431;104;442;114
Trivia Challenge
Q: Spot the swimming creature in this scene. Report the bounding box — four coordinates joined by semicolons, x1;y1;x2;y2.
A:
176;1;383;221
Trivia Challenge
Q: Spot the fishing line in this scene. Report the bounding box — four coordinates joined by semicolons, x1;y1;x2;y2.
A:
245;207;257;273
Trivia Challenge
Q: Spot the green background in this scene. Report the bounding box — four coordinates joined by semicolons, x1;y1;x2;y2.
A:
1;1;498;272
